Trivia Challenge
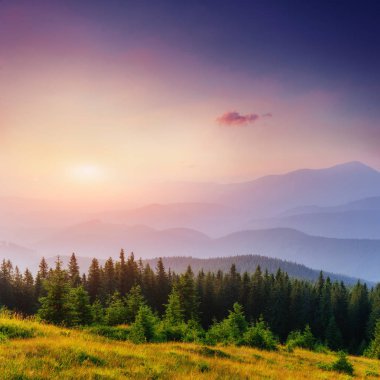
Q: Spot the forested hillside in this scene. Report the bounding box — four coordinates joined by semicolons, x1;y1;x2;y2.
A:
47;253;365;286
1;251;380;356
144;255;366;285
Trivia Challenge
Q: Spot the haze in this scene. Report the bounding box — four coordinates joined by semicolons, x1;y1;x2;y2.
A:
1;1;380;281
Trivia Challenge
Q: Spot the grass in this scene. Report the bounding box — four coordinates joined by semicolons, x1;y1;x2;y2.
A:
0;314;380;379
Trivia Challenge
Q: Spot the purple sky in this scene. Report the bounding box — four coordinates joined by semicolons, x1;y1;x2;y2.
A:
0;0;379;201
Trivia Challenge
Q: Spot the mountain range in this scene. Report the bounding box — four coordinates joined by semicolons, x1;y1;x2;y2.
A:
1;161;380;281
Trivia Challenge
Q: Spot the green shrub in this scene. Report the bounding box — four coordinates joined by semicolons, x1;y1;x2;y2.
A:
0;332;8;342
365;370;379;377
242;319;278;351
198;346;230;359
365;320;380;359
205;320;231;345
0;322;37;340
286;325;316;351
314;343;329;353
86;325;130;340
197;361;210;373
76;351;105;366
205;303;247;345
182;319;205;343
320;351;354;376
129;305;160;343
158;322;186;342
104;292;127;326
330;351;354;375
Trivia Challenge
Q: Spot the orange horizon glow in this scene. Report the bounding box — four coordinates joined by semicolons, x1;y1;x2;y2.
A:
0;1;379;206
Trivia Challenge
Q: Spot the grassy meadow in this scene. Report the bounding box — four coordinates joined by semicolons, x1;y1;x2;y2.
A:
0;314;379;379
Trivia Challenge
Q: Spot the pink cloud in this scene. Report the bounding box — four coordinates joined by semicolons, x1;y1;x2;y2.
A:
217;111;271;126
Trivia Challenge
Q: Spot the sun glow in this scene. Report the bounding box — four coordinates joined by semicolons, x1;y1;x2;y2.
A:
68;164;105;183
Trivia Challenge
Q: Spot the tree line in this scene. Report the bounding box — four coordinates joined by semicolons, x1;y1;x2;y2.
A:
1;250;380;355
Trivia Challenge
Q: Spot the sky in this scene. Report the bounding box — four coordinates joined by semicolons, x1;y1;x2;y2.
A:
0;0;379;203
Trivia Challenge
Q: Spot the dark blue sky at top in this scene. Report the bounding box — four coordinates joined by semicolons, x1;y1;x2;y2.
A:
3;0;379;118
60;0;380;116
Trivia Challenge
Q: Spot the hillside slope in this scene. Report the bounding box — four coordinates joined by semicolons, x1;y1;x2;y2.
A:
0;315;379;379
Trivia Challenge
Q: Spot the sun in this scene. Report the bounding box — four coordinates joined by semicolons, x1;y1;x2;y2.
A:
69;164;105;183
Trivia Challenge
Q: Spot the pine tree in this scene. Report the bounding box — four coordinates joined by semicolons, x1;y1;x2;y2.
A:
164;287;184;325
141;264;156;308
365;320;380;359
38;258;74;325
117;249;128;296
249;266;264;321
68;253;81;287
268;269;291;340
35;257;49;300
0;260;14;308
331;281;349;344
91;299;104;324
103;257;116;296
325;315;343;350
69;286;92;325
21;269;35;314
176;266;199;322
155;258;170;314
126;252;139;293
239;271;251;313
348;282;370;352
104;291;127;326
87;258;101;302
198;271;215;328
13;266;24;312
129;304;158;343
125;285;145;323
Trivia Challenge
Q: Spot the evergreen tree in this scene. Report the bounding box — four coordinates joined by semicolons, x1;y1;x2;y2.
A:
331;281;349;344
103;257;116;296
348;282;370;352
117;249;128;296
126;252;139;293
68;253;81;287
91;299;104;325
104;291;127;326
21;269;35;314
325;315;343;350
87;258;101;302
206;303;248;345
141;264;156;308
155;258;170;314
125;285;145;323
365;320;380;359
37;258;74;325
176;266;199;322
13;266;24;312
164;287;184;325
248;266;264;321
129;304;159;343
69;286;92;325
198;271;215;328
0;260;14;308
35;257;49;300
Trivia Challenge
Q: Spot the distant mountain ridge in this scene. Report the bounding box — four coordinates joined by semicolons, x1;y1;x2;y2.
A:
1;161;380;280
88;161;380;236
245;196;380;239
30;222;380;281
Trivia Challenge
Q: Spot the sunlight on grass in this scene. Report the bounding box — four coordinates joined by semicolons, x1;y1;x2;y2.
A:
0;314;379;379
